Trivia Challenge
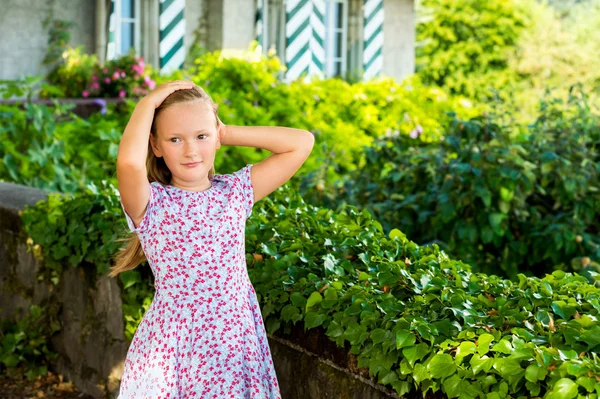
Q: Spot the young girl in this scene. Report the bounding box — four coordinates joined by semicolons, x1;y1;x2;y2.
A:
109;80;314;398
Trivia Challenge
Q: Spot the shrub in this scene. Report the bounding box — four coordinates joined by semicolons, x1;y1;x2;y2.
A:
313;88;600;278
19;182;600;397
415;0;532;101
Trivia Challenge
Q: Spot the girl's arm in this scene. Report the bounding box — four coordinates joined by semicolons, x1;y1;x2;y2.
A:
220;124;315;203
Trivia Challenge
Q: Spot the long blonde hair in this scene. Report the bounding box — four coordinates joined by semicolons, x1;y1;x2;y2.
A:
108;84;219;278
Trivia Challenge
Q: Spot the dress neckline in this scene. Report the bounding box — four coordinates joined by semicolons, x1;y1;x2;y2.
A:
165;181;215;194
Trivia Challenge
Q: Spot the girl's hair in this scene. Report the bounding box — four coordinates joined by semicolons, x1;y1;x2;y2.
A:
108;84;218;278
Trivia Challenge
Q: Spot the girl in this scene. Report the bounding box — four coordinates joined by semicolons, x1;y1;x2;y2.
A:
109;80;314;398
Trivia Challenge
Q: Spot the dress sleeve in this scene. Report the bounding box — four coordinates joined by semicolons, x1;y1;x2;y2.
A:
119;183;158;233
232;164;255;219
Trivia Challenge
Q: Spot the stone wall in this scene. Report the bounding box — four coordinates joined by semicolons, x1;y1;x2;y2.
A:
0;181;399;398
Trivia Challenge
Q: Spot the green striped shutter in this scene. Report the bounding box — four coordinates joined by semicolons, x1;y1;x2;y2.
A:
107;0;116;60
309;0;326;79
159;0;186;74
285;0;327;81
363;0;383;80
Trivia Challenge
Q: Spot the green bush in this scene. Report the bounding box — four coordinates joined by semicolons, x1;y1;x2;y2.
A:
2;50;475;194
309;88;600;279
0;304;60;380
0;101;128;193
415;0;532;101
19;183;600;397
41;46;157;99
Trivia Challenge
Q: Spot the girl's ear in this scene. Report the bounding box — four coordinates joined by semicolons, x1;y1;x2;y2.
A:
150;135;163;157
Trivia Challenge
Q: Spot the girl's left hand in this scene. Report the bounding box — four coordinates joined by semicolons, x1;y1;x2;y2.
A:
217;116;227;144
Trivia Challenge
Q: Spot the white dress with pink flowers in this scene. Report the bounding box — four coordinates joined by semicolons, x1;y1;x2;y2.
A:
117;164;281;398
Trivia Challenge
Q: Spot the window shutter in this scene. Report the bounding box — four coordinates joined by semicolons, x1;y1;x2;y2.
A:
159;0;186;74
363;0;383;80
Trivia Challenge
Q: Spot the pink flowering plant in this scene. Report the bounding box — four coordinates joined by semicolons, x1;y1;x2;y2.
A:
83;54;156;99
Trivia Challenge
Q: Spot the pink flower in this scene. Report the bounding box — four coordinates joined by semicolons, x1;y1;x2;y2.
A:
92;75;98;81
82;90;89;98
112;71;120;80
104;77;111;84
119;90;126;98
147;80;156;90
120;71;126;78
103;68;108;73
91;82;100;89
409;125;424;139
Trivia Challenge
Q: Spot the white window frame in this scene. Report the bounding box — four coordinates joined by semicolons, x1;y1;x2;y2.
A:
325;0;348;78
114;0;141;56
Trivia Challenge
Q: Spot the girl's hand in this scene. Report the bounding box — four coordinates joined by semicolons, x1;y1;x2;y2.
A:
141;80;194;109
217;116;228;144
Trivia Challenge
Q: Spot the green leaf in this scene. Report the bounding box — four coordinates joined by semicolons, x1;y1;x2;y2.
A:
443;374;462;398
470;354;493;375
395;330;416;350
547;378;578;399
305;291;323;312
525;364;547;383
402;343;429;367
491;339;512;354
371;328;389;345
379;370;399;385
488;213;505;235
304;311;327;329
413;363;430;384
477;333;494;356
428;353;456;379
455;341;476;364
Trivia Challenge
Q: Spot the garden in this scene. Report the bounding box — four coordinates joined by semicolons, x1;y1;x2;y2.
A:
1;0;600;397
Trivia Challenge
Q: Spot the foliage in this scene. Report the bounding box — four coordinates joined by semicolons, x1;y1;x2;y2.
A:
40;46;157;99
41;0;76;70
162;48;477;184
0;101;128;193
20;181;127;283
19;183;600;397
0;305;60;380
304;87;600;279
248;186;600;398
2;49;474;194
42;46;100;98
82;52;157;99
415;0;532;101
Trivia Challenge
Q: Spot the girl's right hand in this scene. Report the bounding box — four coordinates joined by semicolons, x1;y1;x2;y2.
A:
141;80;194;109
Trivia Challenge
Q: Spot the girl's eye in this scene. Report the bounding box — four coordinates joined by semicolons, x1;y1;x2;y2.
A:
169;135;206;143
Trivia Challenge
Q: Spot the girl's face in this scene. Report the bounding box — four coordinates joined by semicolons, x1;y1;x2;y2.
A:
150;101;221;190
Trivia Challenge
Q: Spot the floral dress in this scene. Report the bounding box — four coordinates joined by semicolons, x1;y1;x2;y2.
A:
117;164;281;398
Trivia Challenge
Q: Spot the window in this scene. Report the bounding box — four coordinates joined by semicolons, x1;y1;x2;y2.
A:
325;0;348;78
107;0;141;59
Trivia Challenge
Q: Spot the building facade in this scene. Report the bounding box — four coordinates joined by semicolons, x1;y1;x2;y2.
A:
0;0;414;83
